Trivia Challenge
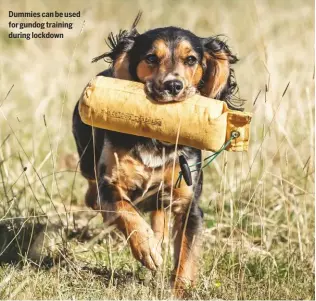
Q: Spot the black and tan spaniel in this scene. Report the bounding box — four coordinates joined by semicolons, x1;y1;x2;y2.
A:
72;12;239;295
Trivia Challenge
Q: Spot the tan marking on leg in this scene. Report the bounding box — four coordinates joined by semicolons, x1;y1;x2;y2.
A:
97;150;162;270
108;200;163;270
150;210;169;251
172;214;201;297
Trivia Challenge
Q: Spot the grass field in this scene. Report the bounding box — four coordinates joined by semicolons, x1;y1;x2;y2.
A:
0;0;315;299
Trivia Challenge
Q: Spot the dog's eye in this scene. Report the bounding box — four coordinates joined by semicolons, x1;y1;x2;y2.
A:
185;56;197;66
145;54;159;64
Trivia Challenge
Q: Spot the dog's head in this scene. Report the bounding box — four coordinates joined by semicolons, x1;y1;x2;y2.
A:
93;13;240;108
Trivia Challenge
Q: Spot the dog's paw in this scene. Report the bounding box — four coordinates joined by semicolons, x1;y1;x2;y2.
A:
171;272;194;299
128;225;163;271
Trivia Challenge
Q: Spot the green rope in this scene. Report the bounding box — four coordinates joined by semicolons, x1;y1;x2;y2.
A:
175;131;240;188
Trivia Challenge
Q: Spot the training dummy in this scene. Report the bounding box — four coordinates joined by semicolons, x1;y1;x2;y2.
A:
79;76;252;152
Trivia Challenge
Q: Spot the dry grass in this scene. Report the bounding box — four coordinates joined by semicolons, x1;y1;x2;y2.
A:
0;0;314;299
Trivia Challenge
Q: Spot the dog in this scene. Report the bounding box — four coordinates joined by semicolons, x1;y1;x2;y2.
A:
72;12;239;294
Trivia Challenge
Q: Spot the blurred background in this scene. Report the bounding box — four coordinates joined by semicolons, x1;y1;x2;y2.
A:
0;0;314;299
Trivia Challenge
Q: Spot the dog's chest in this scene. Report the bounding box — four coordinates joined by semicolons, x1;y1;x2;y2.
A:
137;148;165;168
135;143;177;168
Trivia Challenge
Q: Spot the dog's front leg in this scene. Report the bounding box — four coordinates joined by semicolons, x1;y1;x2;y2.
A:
96;149;163;270
171;204;203;297
98;177;163;271
113;200;163;270
150;209;169;253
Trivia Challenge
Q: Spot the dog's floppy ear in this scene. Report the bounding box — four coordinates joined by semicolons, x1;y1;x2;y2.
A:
92;12;142;80
200;36;238;100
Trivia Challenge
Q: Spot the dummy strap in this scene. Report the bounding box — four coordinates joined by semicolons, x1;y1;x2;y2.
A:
176;131;240;187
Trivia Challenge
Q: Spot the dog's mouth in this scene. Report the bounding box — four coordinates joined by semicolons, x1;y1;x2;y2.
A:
144;80;197;147
144;81;197;103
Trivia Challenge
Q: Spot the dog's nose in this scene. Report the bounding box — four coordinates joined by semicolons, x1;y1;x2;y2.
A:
163;80;183;96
